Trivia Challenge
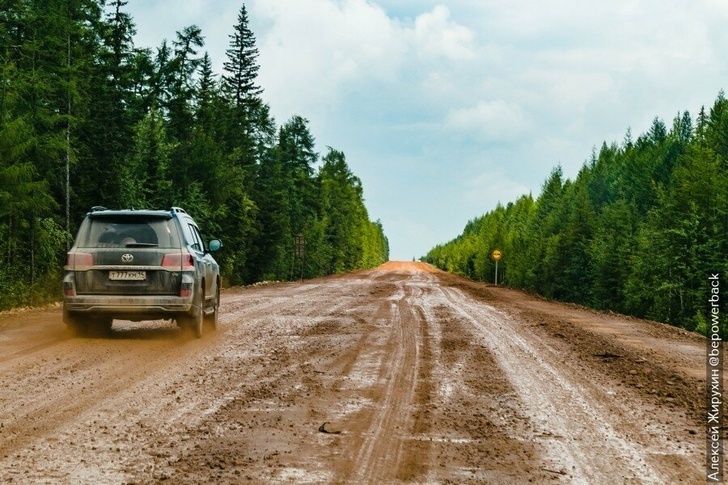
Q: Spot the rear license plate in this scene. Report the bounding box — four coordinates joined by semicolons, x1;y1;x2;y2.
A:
109;271;146;281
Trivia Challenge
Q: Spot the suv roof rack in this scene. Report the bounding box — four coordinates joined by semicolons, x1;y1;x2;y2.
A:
90;206;108;212
171;207;187;214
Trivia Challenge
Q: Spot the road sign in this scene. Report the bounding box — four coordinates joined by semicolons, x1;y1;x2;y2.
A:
491;249;503;285
294;234;305;257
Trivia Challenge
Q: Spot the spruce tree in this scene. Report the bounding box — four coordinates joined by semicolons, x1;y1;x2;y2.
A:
222;4;262;112
221;4;265;184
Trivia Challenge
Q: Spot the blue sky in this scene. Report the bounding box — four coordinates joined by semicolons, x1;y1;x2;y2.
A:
125;0;728;260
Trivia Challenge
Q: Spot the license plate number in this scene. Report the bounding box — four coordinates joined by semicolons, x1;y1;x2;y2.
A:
109;271;146;281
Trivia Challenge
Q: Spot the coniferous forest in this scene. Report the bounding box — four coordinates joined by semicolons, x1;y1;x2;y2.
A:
0;1;389;310
425;98;728;336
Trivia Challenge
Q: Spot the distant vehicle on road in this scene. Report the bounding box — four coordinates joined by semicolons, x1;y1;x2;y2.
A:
63;206;222;337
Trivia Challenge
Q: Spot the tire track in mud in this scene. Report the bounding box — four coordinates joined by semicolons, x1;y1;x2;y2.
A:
438;284;702;483
405;274;552;483
348;277;423;483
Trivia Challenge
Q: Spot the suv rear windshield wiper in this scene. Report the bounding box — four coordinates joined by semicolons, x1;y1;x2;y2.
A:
125;243;159;248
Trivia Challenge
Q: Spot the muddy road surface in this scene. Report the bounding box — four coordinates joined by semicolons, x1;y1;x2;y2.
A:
0;262;707;483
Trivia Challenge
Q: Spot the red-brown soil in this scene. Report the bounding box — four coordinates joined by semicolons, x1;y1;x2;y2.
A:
0;261;708;483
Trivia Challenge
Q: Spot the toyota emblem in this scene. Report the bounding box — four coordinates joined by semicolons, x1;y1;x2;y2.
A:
121;253;134;263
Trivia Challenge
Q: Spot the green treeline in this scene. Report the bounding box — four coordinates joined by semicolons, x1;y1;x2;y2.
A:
425;94;728;335
0;1;388;309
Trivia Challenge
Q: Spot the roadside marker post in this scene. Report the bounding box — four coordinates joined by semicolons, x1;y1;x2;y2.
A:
491;249;503;285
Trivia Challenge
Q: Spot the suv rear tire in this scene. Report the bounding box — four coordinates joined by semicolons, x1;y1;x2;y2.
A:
205;286;220;331
180;287;204;338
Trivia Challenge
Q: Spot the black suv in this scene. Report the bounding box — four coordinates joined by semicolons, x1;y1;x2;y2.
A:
63;207;222;337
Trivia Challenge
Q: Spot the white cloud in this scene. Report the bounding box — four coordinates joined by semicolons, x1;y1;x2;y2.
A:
411;5;476;61
252;0;407;114
444;100;528;142
251;1;477;121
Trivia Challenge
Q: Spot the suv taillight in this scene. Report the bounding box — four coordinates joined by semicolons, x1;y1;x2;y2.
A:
161;252;194;269
67;252;93;268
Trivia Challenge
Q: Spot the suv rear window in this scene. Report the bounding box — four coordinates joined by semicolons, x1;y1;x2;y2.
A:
76;216;182;249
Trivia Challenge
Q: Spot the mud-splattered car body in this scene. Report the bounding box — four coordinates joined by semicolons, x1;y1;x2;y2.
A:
63;207;221;337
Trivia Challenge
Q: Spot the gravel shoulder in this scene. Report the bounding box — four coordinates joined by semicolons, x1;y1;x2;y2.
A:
0;262;707;483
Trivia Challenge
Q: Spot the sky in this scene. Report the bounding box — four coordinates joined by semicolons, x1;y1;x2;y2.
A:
124;0;728;261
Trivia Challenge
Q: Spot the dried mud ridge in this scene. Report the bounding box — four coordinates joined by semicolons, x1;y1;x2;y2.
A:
0;262;707;483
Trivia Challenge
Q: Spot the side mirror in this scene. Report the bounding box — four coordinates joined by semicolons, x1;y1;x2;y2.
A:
208;239;222;252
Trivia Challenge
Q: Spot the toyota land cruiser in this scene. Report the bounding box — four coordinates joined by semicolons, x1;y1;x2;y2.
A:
63;207;222;337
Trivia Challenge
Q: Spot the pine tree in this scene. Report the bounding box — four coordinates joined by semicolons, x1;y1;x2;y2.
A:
167;25;204;141
221;4;265;186
222;4;262;112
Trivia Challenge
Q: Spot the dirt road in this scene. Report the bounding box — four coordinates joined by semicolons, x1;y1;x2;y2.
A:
0;262;707;483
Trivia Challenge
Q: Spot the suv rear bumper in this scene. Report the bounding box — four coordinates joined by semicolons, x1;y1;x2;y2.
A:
64;295;195;317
